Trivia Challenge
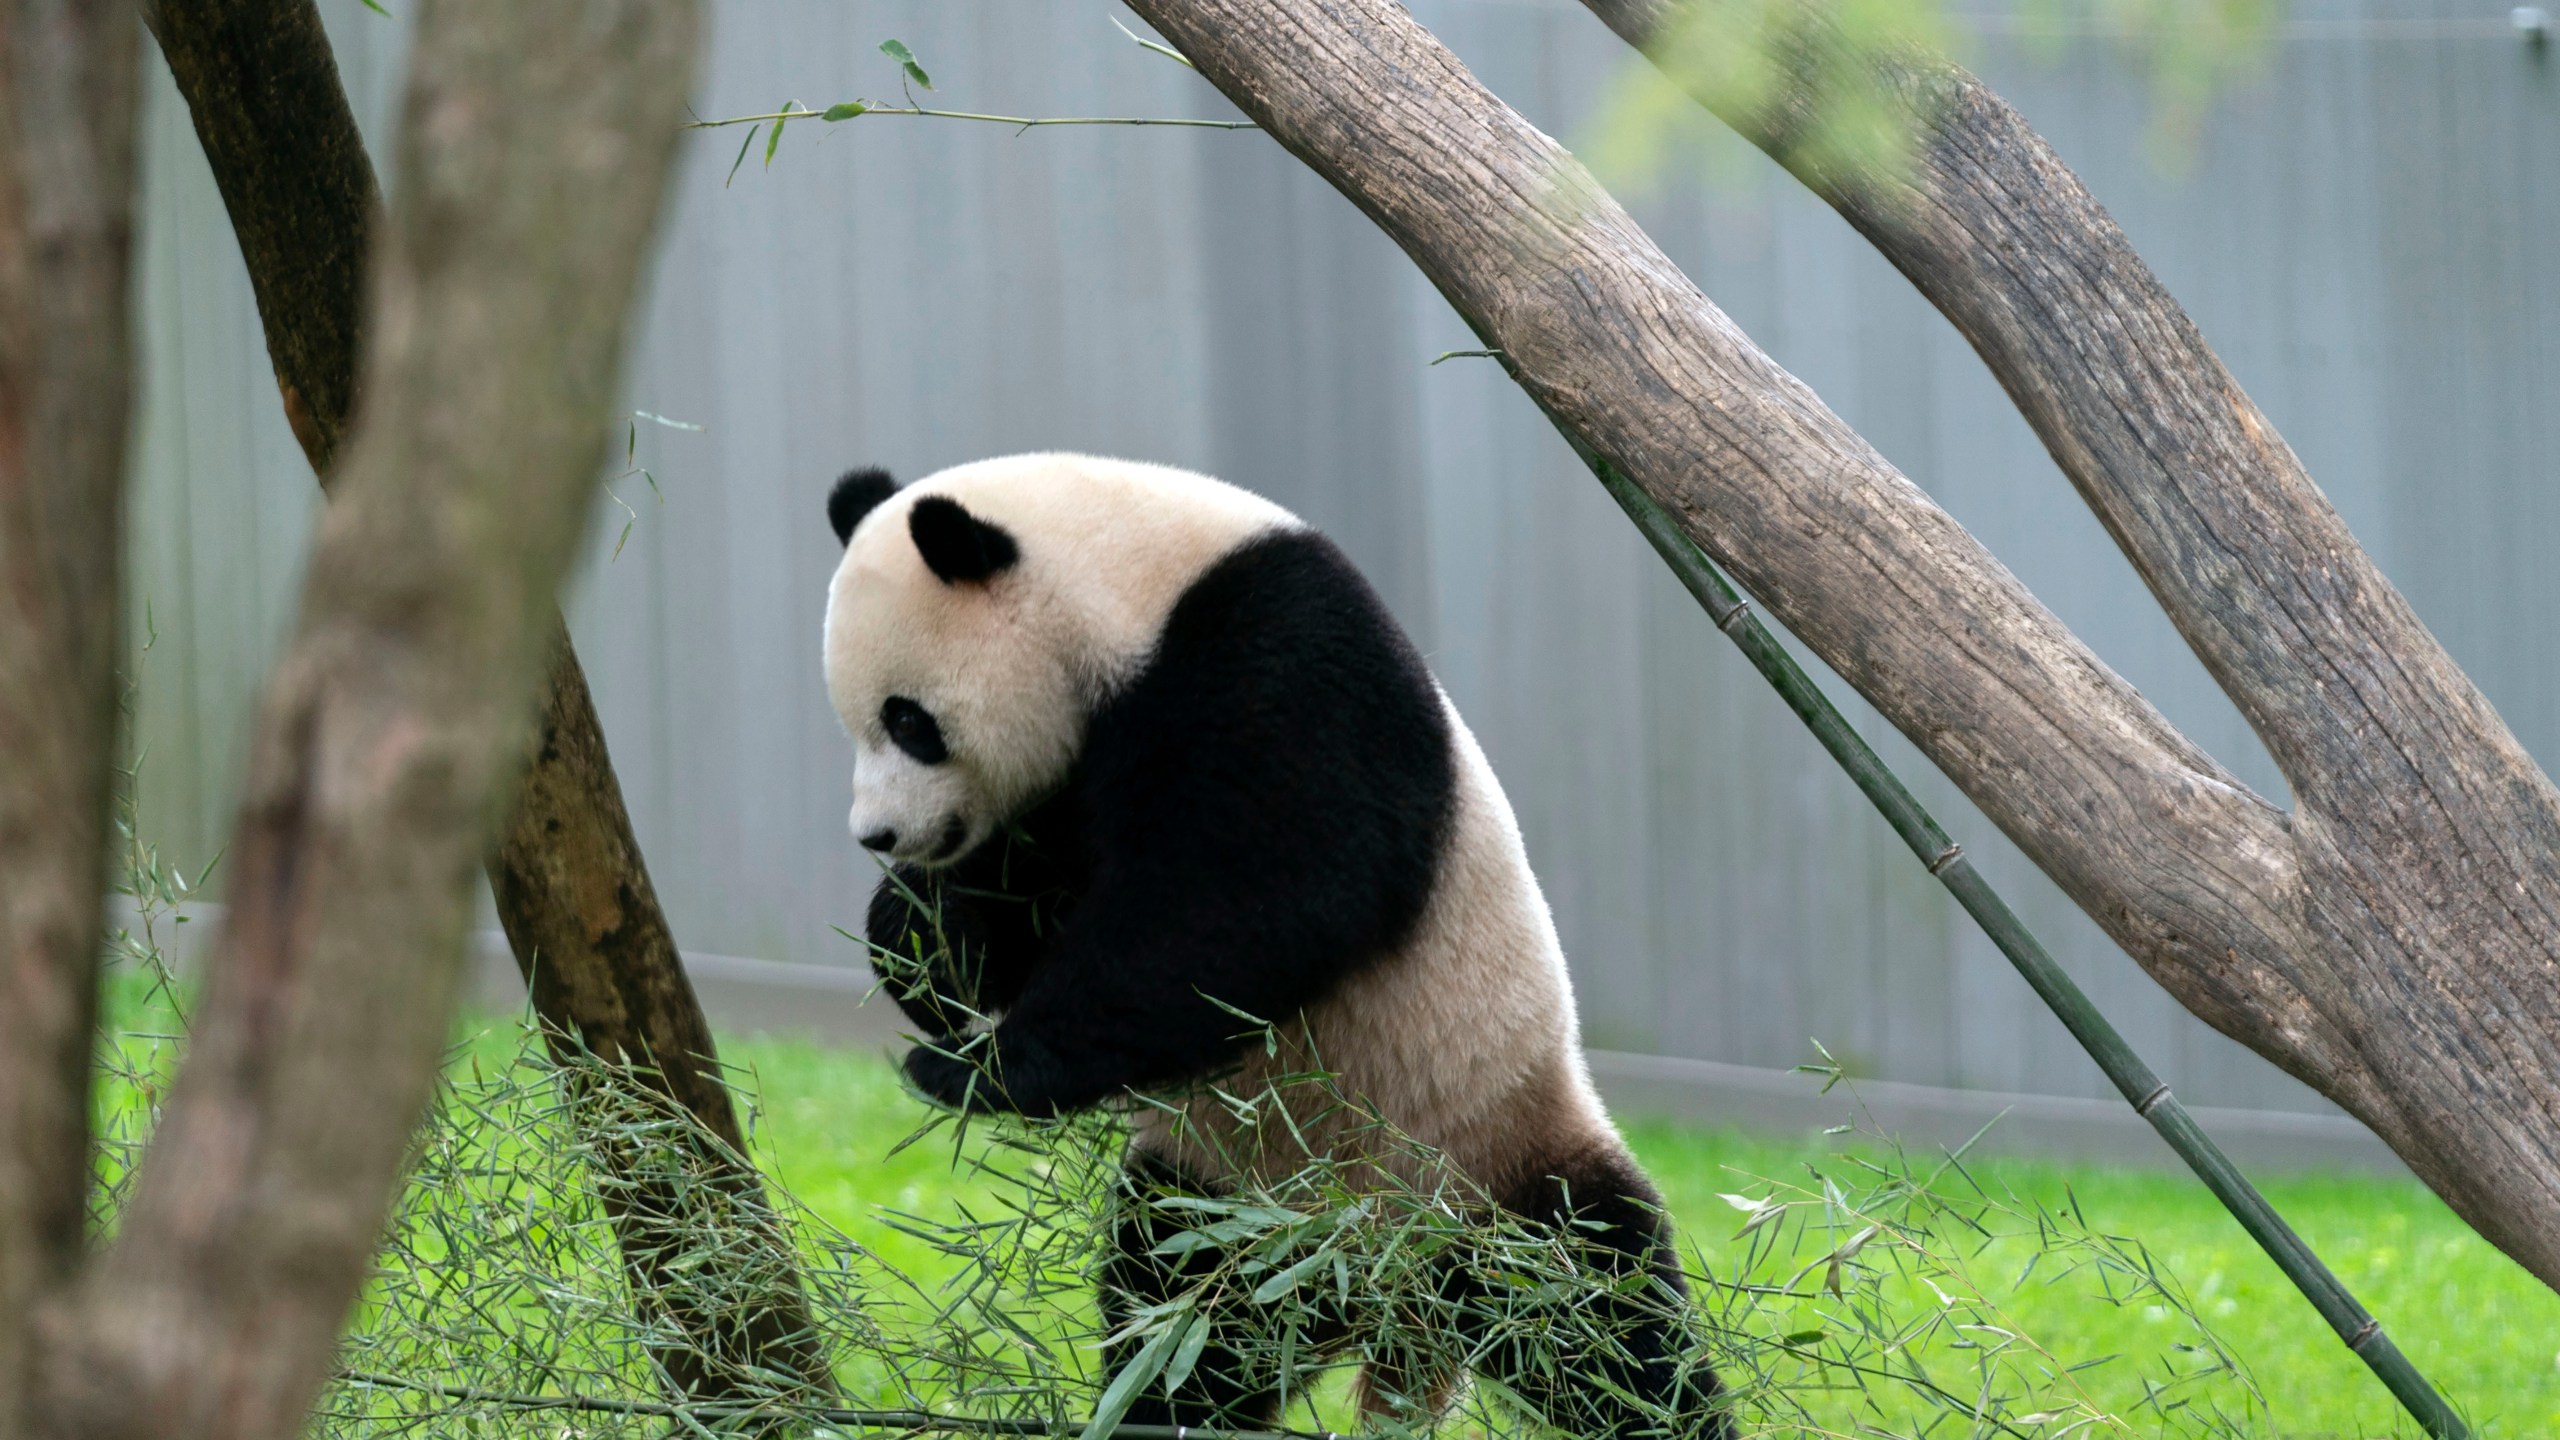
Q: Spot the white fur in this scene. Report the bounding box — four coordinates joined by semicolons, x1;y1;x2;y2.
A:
823;453;1293;865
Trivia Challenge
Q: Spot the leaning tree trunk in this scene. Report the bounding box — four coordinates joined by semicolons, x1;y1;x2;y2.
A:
0;0;138;1429
140;0;827;1401
1124;0;2560;1292
1572;0;2560;1292
29;3;702;1436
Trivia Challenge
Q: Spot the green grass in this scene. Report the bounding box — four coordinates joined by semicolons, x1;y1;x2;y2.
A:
725;1032;2559;1439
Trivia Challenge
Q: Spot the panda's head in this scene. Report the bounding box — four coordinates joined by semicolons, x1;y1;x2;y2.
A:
823;454;1298;870
820;467;1086;869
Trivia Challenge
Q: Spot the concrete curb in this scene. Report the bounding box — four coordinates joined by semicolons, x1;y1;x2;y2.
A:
117;899;2407;1176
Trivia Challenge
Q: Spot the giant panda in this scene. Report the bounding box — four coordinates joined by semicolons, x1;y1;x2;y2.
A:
822;452;1730;1437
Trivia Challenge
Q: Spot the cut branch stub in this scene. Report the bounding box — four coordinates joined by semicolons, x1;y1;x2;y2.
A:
1581;0;2560;1293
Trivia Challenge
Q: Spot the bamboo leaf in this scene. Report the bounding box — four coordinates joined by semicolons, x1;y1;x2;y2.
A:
1080;1316;1182;1440
763;102;792;168
1250;1248;1331;1304
725;125;760;187
1159;1312;1211;1396
880;39;933;90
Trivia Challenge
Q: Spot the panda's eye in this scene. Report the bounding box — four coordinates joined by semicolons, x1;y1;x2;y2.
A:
880;696;949;765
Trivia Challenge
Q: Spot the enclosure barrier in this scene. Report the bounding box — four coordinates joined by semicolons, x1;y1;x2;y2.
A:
1571;446;2470;1438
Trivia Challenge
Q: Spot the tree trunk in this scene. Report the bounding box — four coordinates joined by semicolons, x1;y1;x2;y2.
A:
30;3;700;1436
1125;0;2560;1291
0;0;137;1430
1575;0;2560;1291
141;0;826;1398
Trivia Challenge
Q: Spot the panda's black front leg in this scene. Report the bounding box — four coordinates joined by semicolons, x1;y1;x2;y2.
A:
866;806;1080;1042
901;1025;1079;1117
901;893;1310;1116
865;865;1009;1038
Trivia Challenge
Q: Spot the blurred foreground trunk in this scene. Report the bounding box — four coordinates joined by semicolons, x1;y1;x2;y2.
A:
0;0;138;1429
13;3;706;1437
141;0;828;1402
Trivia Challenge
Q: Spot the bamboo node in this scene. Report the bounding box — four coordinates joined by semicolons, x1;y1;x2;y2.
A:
1926;843;1964;875
2135;1083;2172;1116
2348;1318;2383;1351
1715;599;1754;634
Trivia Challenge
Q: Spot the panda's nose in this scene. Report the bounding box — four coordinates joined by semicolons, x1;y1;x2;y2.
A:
859;827;897;853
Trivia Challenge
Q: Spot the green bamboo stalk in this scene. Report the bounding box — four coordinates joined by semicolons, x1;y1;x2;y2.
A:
1566;447;2468;1437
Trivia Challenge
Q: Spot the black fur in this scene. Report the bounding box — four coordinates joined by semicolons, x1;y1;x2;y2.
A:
864;787;1086;1039
828;467;896;545
909;495;1020;583
1101;1153;1351;1428
1101;1150;1733;1438
884;527;1456;1116
1483;1151;1733;1439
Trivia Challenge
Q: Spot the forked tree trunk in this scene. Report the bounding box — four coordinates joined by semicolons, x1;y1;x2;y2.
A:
141;0;826;1400
1127;0;2560;1292
1573;0;2560;1283
26;3;701;1436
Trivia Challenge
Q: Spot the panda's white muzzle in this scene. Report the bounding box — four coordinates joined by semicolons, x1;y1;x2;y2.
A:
849;742;980;867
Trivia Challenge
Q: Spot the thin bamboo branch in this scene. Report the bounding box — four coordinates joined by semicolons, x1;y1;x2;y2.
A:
688;102;1256;131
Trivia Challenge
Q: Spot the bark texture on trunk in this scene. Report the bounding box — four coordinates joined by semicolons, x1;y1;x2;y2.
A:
135;0;369;471
32;4;700;1436
1119;0;2316;1112
0;0;138;1425
1579;0;2560;1292
143;0;825;1395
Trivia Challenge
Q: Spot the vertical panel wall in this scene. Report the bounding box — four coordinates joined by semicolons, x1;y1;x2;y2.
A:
125;0;2558;1122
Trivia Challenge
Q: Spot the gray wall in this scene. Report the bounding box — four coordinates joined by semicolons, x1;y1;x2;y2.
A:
126;0;2557;1122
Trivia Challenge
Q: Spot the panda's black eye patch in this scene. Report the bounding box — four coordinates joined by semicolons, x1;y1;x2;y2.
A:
880;696;949;765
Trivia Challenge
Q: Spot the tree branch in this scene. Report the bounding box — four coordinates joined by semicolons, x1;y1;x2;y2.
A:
1581;0;2560;1293
0;0;138;1418
141;0;827;1396
33;3;700;1436
1122;0;2339;1090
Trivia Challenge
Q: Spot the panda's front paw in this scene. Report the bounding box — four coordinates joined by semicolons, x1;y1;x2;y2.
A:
902;1039;991;1111
901;1033;1065;1116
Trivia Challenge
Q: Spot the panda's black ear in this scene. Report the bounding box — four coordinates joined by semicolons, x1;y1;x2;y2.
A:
909;496;1020;584
828;467;897;546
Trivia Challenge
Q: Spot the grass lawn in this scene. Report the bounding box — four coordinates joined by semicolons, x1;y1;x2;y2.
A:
725;1031;2558;1440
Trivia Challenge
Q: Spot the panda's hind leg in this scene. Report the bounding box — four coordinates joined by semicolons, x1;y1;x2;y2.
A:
1102;1153;1345;1430
1473;1148;1735;1440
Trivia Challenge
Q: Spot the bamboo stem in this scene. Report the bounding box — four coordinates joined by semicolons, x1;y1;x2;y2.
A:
1573;449;2470;1438
689;103;1255;131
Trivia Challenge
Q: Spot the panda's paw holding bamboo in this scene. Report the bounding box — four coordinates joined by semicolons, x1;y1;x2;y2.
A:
900;1039;987;1110
902;1035;1067;1117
